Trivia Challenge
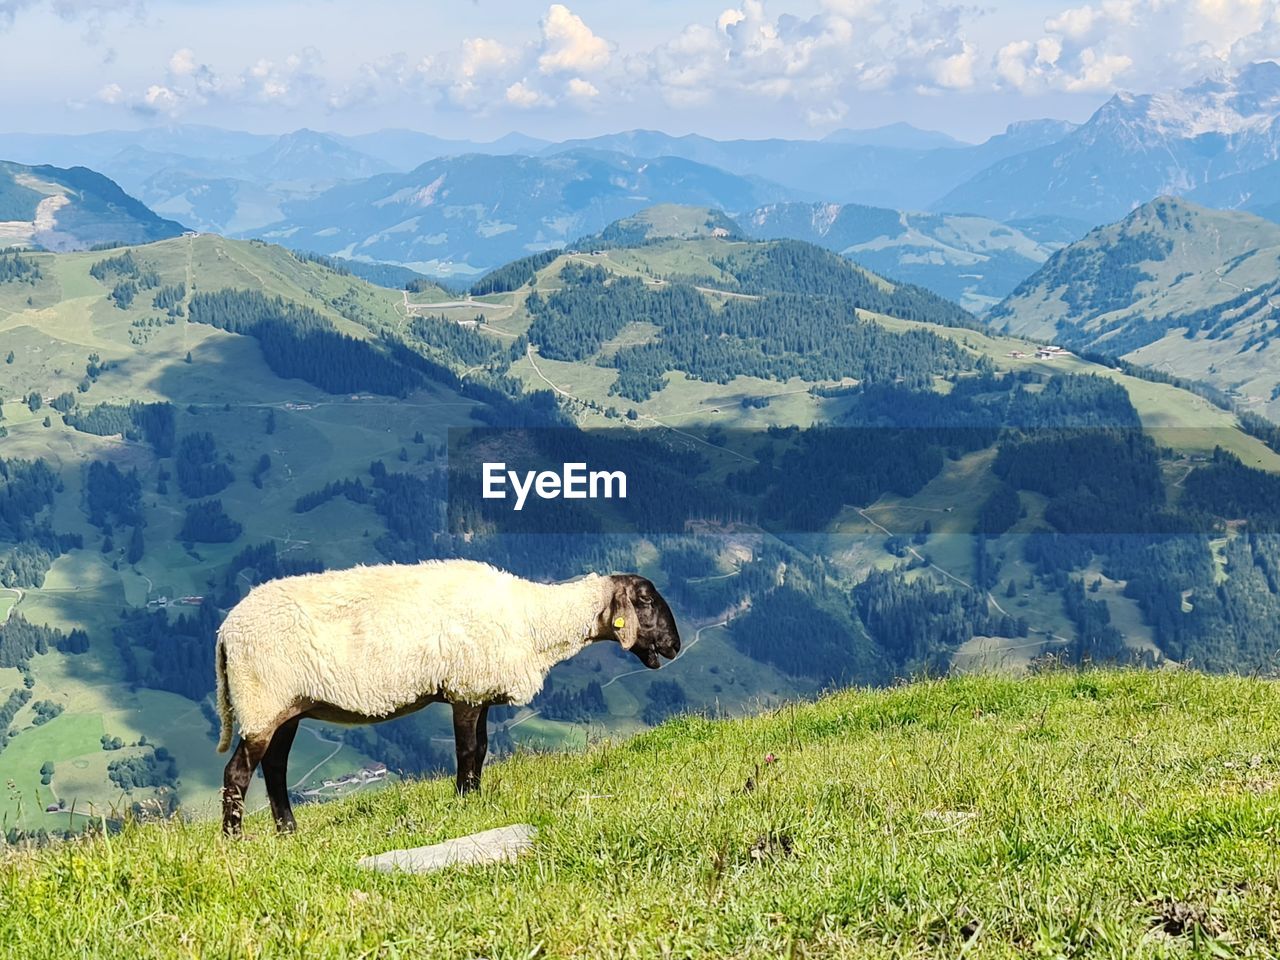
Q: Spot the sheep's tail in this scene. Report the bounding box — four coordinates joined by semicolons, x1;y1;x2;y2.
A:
215;636;234;753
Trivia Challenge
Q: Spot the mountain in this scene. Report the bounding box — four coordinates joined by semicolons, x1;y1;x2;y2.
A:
936;62;1280;224
237;129;392;184
0;161;185;250
336;129;551;168
0;235;467;827
738;201;1063;311
543;120;1076;209
823;122;965;150
99;131;393;237
251;151;796;277
575;204;746;246
131;169;304;236
988;196;1280;419
1188;158;1280;223
0;121;1081;240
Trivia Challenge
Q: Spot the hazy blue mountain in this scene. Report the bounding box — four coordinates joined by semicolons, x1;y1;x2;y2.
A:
237;129;391;183
822;122;965;150
739;201;1062;311
1188;158;1280;223
0;125;273;172
251;150;797;277
0;160;185;249
935;62;1280;224
92;131;392;235
544;120;1075;209
334;130;551;169
134;170;308;235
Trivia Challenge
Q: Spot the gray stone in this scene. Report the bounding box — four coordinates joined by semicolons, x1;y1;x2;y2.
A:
357;824;537;874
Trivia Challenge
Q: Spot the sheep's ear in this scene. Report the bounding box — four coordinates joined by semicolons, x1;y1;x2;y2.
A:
610;579;639;650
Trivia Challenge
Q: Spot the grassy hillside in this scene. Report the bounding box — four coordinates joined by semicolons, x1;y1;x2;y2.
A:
4;671;1280;958
0;236;470;827
454;235;1280;469
0;234;840;828
989;198;1280;421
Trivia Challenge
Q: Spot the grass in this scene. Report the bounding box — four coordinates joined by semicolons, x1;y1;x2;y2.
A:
3;670;1280;958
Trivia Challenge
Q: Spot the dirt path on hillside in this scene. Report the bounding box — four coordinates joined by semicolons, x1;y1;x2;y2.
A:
854;507;1072;650
0;587;22;623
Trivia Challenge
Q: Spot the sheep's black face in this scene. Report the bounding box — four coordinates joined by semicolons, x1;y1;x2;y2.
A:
610;574;681;669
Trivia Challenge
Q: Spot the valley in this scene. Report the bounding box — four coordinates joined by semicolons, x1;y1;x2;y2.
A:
5;62;1280;842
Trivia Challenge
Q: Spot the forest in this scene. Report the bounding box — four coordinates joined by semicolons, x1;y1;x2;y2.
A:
524;263;973;402
188;289;422;397
709;241;976;327
64;401;176;456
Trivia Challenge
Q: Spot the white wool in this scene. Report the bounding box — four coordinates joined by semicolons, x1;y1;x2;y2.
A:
216;559;609;743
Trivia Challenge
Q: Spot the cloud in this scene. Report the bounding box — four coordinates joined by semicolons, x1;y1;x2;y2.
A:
565;76;600;101
505;79;552;108
94;81;122;104
70;0;1280;130
933;41;977;89
168;47;196;77
996;0;1279;94
115;45;327;117
140;83;181;114
0;0;143;43
645;0;986;115
1065;47;1133;91
537;4;610;74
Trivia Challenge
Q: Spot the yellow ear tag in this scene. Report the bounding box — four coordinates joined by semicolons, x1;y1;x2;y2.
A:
613;616;626;629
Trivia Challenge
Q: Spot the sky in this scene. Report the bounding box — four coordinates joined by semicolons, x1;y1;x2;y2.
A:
0;0;1277;142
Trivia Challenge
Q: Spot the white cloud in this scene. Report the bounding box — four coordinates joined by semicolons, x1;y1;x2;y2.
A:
94;81;122;104
67;0;1280;129
505;79;551;108
1065;47;1133;90
537;4;610;74
1045;4;1102;40
565;76;599;100
998;0;1279;94
933;41;977;89
141;83;181;114
168;47;196;77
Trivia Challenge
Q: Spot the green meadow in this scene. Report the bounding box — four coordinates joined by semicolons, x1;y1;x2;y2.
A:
3;670;1279;959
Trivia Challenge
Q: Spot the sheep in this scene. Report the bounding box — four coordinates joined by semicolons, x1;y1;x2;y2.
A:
214;559;681;835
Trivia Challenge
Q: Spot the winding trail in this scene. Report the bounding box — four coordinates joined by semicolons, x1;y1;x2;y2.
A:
853;507;1072;650
0;587;22;623
855;507;976;592
1215;265;1279;312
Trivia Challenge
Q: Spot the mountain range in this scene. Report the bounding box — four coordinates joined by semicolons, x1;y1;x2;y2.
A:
937;61;1280;223
253;151;794;277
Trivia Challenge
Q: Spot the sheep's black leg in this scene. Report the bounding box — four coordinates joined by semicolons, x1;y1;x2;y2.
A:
221;735;270;836
475;705;490;782
261;717;301;834
452;703;488;795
